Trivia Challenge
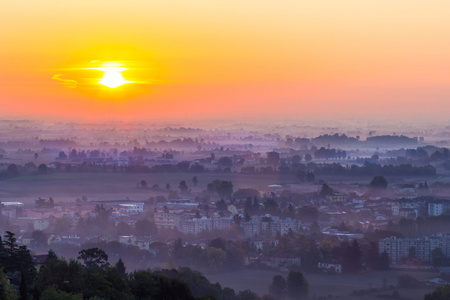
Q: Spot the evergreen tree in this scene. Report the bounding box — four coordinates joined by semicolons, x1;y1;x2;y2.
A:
0;267;18;300
378;251;390;270
19;270;27;300
424;285;450;300
179;180;189;193
115;258;126;276
0;232;36;286
342;240;362;273
366;242;379;270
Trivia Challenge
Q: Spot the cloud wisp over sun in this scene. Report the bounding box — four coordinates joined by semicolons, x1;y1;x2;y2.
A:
52;74;78;89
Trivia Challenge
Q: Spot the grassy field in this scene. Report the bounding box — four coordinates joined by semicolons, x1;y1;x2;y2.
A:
0;172;309;204
205;269;437;300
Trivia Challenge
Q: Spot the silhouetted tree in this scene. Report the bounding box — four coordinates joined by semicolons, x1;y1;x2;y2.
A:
218;157;233;168
237;290;260;300
319;184;334;197
0;267;18;299
432;248;445;268
179;180;189;193
134;219;157;237
342;240;362;273
140;180;147;188
306;172;315;182
45;249;58;264
370;175;388;189
115;258;126;276
267;152;280;167
6;164;19;177
77;248;109;270
223;287;237;300
269;274;286;299
286;271;309;300
379;251;390;270
207;180;233;199
424;285;450;300
19;271;27;300
38;164;48;174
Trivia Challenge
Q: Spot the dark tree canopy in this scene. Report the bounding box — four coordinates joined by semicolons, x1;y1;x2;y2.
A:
319;184;334;197
179;180;189;193
267;152;280;167
134;219;157;237
77;247;110;270
140;180;148;188
218;156;233;168
425;285;450;300
269;274;286;299
286;271;309;300
115;258;126;276
207;180;233;199
38;164;48;174
370;175;388;189
342;239;362;273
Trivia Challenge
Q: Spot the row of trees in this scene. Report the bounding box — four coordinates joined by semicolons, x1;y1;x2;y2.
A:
269;272;309;300
0;230;281;300
396;216;450;238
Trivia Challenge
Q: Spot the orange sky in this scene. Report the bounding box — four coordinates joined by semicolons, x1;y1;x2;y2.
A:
1;1;450;122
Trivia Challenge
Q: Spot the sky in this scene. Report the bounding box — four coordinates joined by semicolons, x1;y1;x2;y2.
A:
1;1;450;122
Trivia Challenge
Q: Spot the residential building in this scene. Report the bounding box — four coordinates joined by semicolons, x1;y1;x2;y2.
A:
379;235;450;264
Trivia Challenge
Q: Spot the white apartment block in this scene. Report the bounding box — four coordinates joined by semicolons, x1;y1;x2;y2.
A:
33;218;50;231
179;216;233;235
242;216;302;238
379;235;450;264
428;201;450;216
154;212;179;229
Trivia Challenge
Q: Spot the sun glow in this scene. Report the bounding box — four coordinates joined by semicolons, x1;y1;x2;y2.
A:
95;63;133;88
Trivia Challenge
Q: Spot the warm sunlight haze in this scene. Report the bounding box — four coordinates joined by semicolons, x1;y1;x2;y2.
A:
1;0;449;122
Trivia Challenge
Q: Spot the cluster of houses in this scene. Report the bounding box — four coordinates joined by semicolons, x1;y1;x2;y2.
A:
2;186;450;274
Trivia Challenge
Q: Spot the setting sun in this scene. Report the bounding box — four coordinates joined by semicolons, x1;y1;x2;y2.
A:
95;63;133;89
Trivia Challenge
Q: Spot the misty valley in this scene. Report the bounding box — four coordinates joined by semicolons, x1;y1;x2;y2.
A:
0;120;449;299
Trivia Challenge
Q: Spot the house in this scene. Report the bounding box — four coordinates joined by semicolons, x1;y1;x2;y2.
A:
33;219;50;231
21;232;33;245
119;235;151;251
270;253;301;268
426;277;450;286
318;261;342;274
32;254;48;269
326;192;347;203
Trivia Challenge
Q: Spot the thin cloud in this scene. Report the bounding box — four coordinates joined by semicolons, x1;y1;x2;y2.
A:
52;74;78;88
